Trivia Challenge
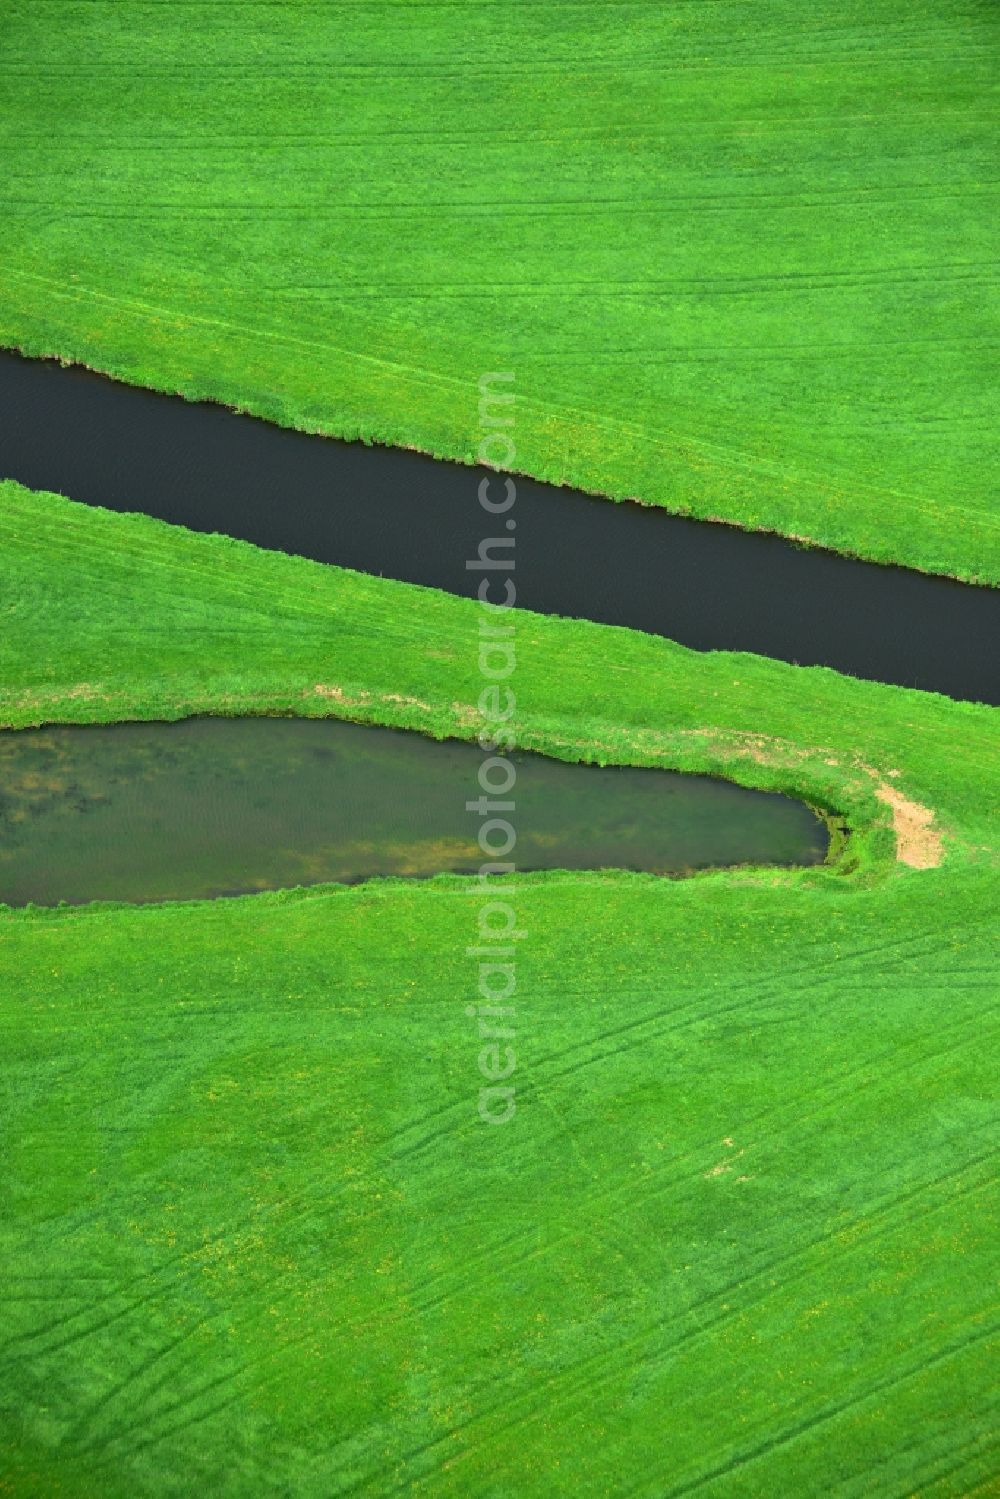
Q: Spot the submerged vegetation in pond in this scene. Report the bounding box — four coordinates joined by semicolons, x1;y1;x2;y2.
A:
0;717;827;906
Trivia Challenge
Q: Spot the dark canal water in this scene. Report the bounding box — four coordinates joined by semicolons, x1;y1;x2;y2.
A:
0;717;827;907
1;349;997;703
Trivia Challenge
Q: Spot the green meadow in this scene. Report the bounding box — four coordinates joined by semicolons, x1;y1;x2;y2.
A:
1;0;998;1492
1;484;998;1493
0;0;998;580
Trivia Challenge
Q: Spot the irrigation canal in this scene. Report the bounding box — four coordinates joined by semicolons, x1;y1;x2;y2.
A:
2;349;997;704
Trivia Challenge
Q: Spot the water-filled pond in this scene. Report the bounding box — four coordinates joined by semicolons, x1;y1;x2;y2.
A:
0;717;827;906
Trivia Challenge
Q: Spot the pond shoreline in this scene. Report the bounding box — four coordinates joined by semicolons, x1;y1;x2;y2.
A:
0;713;829;908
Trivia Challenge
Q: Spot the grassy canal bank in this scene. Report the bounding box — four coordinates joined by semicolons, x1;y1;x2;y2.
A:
1;0;997;1490
1;480;998;1493
1;0;998;582
3;480;996;880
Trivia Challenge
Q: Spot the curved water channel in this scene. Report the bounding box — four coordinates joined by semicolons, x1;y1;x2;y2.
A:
0;718;827;907
2;349;998;704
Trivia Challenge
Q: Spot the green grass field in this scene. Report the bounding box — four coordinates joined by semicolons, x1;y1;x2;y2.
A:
1;483;998;1493
0;0;998;580
1;0;999;1492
